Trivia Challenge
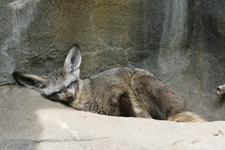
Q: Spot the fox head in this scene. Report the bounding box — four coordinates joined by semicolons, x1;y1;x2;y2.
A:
13;44;81;103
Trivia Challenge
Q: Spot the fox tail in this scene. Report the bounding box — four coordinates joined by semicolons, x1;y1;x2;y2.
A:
168;111;206;122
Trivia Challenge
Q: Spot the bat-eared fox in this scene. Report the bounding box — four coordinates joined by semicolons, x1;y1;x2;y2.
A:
13;44;205;122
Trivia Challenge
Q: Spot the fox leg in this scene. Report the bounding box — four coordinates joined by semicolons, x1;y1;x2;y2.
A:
131;71;186;120
131;71;206;122
119;92;152;118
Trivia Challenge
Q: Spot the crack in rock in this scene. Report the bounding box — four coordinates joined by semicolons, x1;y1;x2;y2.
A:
1;137;108;144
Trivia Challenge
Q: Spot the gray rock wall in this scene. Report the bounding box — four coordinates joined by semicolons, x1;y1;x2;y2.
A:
0;0;225;121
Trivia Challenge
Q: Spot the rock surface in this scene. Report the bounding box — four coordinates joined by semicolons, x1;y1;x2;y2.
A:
0;0;225;123
1;85;225;150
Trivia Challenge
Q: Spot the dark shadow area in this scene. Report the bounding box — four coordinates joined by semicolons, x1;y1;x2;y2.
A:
218;94;225;106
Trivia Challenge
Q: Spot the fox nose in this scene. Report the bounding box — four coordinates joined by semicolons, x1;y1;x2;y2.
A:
67;94;74;102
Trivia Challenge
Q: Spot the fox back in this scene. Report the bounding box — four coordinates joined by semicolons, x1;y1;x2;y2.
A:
13;44;206;122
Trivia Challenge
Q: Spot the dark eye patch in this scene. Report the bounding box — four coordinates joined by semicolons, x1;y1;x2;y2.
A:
42;93;59;101
67;80;78;88
54;91;62;94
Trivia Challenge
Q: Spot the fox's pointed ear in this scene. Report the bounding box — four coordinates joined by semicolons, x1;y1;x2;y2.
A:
63;44;81;74
13;71;47;89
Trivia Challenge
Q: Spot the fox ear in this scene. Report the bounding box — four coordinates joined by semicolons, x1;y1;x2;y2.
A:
13;71;47;89
63;44;81;74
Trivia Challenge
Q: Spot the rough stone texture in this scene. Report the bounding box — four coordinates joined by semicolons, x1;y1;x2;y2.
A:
1;85;225;150
0;0;225;121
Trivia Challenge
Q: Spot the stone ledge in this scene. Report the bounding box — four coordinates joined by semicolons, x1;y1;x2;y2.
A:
0;85;224;150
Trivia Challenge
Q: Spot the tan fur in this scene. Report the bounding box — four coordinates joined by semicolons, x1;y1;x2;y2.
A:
168;111;206;122
13;44;206;122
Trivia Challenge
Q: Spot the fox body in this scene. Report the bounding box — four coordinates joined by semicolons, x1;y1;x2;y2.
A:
13;44;205;122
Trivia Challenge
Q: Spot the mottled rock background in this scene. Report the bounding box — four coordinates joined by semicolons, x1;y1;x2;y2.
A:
0;0;225;121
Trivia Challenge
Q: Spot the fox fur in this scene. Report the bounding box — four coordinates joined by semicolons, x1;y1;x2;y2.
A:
13;44;205;122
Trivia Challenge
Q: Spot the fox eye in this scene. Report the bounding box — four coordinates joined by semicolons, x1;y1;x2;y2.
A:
67;81;78;88
54;91;61;94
